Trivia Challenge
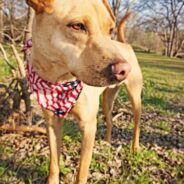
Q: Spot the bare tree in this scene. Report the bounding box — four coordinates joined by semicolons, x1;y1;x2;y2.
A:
108;0;136;41
0;1;3;42
3;0;27;42
0;2;34;127
108;0;136;20
109;0;121;17
137;0;184;57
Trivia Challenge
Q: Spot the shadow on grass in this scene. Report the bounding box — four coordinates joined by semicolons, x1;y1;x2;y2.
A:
140;61;184;74
0;120;183;184
0;158;47;184
63;120;184;150
107;125;184;150
155;85;183;94
142;96;184;113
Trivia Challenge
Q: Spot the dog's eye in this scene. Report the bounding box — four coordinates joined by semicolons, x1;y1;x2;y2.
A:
67;22;87;32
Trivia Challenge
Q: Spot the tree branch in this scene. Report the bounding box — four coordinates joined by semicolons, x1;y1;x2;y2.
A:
0;43;16;71
10;44;26;78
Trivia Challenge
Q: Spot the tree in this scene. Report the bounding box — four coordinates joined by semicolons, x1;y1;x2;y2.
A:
0;1;4;42
2;0;27;42
108;0;121;17
0;2;34;127
136;0;184;57
108;0;136;19
108;0;136;41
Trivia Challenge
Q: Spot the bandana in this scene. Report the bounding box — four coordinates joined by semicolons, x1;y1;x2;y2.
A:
24;39;83;118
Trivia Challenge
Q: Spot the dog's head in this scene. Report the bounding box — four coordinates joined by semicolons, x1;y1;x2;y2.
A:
26;0;131;86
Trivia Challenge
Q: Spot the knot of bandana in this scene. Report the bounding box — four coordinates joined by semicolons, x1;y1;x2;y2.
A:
22;39;33;52
24;39;83;118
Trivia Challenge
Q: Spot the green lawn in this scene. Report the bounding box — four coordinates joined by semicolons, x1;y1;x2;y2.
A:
0;44;17;82
119;52;184;115
138;52;184;113
0;52;184;184
0;58;12;81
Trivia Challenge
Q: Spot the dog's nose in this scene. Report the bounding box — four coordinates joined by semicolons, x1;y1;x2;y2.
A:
111;61;131;81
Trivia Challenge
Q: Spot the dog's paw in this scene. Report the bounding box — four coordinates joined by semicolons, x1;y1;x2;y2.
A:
104;134;112;144
132;143;140;153
47;175;59;184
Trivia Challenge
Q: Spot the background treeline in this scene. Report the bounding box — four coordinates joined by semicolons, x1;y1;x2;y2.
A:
1;0;184;57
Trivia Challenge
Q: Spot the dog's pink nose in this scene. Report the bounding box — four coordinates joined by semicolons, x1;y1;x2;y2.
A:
111;62;131;81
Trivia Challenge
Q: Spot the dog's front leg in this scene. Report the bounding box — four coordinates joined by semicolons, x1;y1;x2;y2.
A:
75;117;97;184
43;109;63;184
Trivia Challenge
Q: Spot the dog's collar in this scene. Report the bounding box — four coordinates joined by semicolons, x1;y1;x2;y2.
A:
24;39;83;118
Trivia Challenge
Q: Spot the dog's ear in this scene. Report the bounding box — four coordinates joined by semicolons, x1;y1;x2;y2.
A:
102;0;116;22
26;0;54;14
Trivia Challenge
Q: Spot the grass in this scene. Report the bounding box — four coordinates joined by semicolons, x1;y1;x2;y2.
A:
118;52;184;115
0;51;184;183
138;52;184;113
0;58;12;81
0;44;19;81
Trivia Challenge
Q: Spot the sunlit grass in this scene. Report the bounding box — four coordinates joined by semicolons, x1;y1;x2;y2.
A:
0;52;183;183
118;52;184;115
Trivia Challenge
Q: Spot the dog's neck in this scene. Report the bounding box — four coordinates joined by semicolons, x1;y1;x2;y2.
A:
30;50;75;83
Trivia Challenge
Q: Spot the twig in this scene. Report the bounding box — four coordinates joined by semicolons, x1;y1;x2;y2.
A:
112;107;132;122
36;119;45;127
0;32;26;78
0;124;46;134
112;112;125;121
0;43;16;71
10;44;26;78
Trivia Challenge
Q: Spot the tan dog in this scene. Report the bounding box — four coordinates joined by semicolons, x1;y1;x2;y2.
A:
25;0;143;183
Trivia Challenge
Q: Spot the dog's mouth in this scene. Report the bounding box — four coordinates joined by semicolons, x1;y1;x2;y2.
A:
70;62;131;87
70;72;77;78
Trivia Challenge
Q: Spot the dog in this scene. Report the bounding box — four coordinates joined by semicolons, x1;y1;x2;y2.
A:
25;0;143;183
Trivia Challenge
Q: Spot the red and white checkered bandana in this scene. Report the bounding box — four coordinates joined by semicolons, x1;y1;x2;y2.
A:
24;39;83;118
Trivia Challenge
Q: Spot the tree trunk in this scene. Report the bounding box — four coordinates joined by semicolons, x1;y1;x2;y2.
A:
24;7;34;42
112;0;121;17
0;4;3;42
24;7;34;59
22;7;35;125
168;21;177;57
